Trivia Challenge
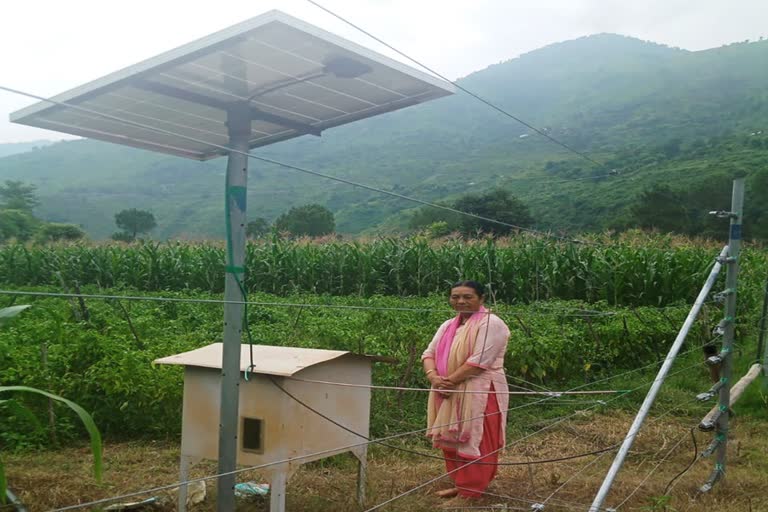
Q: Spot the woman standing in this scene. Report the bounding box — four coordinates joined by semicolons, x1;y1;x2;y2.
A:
422;280;510;499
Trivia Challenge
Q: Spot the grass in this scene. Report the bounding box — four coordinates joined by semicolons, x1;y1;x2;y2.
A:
5;408;767;511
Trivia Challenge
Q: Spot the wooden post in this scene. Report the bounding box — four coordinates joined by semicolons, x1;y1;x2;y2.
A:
699;364;762;431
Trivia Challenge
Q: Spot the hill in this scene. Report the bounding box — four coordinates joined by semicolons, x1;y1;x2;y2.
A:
0;140;55;158
1;34;767;239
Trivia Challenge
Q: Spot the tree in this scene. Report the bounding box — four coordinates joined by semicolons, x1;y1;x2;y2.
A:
114;209;156;240
408;204;462;232
0;209;38;242
409;188;533;236
274;204;335;237
0;181;39;212
628;184;689;233
457;188;534;236
246;217;270;239
36;223;86;243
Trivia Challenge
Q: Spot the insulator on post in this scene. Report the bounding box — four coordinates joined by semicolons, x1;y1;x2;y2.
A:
706;355;723;366
699;409;721;432
713;289;734;303
698;380;725;404
708;210;738;219
701;437;721;458
699;464;725;493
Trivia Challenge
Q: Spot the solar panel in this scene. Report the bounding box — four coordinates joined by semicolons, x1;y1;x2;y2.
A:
9;10;454;160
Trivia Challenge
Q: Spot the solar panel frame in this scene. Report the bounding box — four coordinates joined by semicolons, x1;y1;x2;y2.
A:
10;9;455;160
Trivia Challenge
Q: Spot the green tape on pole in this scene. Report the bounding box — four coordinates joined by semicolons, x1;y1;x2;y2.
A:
719;404;728;412
716;433;726;441
720;377;728;384
225;265;245;274
224;185;247;267
225;178;233;266
228;186;247;211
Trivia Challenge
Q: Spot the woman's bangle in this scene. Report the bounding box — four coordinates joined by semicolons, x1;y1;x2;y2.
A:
425;369;436;377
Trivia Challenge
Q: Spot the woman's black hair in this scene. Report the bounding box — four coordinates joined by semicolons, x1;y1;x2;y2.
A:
450;280;485;297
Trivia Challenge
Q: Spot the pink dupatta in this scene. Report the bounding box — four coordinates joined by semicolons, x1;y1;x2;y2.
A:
434;306;488;376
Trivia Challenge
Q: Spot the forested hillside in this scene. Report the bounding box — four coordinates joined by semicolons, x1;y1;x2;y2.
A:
1;34;767;239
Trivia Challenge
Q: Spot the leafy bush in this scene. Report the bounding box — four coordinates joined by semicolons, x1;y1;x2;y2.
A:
35;223;86;243
0;288;712;448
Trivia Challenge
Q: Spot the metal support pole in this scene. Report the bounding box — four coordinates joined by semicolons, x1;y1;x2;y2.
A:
4;488;28;512
588;245;728;511
704;178;744;492
217;104;251;512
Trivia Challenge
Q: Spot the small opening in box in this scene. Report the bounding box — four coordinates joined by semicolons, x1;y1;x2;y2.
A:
242;417;264;453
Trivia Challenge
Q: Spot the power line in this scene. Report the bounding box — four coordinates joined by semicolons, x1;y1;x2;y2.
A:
540;449;614;507
457;394;711;510
360;362;704;512
2;286;708;396
283;376;626;396
0;289;618;317
43;376;610;512
270;376;619;467
460;487;595;512
544;393;708;510
0;84;596;246
0;289;707;317
612;427;692;509
45;350;707;512
305;0;612;172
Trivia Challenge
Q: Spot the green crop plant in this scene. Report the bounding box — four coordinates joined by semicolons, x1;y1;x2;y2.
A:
2;233;760;307
0;305;103;505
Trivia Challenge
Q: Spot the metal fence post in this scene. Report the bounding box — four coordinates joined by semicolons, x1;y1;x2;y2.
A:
700;178;744;492
588;246;727;511
701;177;744;492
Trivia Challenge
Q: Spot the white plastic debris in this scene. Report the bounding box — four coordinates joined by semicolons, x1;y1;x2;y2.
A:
234;482;270;497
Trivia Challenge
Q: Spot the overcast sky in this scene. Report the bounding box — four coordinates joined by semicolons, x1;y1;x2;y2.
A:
1;0;766;143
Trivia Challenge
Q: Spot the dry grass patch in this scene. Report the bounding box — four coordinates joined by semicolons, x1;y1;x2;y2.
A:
5;413;767;511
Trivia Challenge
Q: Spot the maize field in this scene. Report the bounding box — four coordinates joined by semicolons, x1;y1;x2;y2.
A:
1;233;762;307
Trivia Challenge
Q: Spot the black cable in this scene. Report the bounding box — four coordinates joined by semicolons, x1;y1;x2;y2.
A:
663;426;699;495
269;376;618;466
306;0;612;173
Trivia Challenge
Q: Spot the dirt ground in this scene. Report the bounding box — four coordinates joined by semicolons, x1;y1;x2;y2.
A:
5;412;767;512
